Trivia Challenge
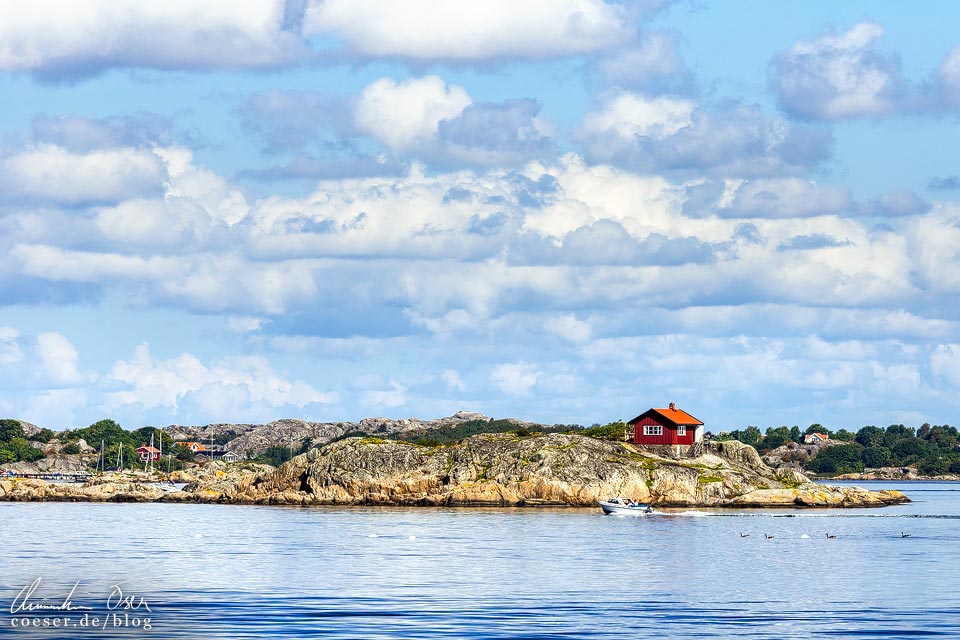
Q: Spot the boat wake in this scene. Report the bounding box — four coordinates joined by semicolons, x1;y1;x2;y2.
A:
666;512;960;519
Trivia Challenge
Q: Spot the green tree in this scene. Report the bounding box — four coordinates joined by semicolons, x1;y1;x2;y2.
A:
884;424;915;445
763;426;792;450
0;419;25;442
892;438;933;459
61;441;82;455
260;445;296;467
29;428;55;443
926;425;959;452
917;457;948;475
806;443;864;473
862;446;892;468
0;437;44;463
740;426;762;447
833;429;855;442
581;422;627;441
790;426;802;443
855;426;884;447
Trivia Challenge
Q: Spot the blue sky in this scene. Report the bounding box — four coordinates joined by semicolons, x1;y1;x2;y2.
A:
3;0;960;432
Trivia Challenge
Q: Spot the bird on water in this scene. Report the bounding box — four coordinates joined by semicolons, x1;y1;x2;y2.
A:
901;532;911;538
826;533;836;539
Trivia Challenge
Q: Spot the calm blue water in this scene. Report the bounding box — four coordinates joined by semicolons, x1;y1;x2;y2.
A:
1;482;958;639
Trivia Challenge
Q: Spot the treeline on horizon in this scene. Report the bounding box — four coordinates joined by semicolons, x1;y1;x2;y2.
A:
0;418;248;469
5;416;959;477
717;423;960;475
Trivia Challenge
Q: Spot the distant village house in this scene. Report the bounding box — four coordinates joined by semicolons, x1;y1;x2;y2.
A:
136;444;161;462
195;449;241;463
178;441;207;453
804;432;829;444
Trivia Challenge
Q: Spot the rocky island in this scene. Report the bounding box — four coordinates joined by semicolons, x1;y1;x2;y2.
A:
225;433;907;508
0;430;907;508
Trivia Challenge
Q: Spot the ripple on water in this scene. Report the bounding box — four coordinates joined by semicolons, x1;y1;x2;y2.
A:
0;483;958;638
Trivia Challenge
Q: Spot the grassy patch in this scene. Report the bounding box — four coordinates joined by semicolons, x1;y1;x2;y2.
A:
777;475;803;489
581;422;627;441
698;474;723;484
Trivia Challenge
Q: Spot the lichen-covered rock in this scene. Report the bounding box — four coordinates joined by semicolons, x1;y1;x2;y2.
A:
1;454;95;475
0;435;909;508
0;478;165;502
165;411;528;457
225;434;908;508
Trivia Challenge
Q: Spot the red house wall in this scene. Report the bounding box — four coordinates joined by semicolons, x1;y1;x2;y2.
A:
632;414;696;445
633;414;675;445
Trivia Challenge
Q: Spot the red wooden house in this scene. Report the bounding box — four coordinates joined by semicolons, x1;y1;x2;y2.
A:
136;444;161;462
629;403;704;446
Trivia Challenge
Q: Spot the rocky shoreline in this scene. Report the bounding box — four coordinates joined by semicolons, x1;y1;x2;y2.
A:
833;467;960;482
0;434;908;508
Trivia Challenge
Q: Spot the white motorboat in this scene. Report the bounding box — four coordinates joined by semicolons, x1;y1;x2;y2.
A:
599;497;654;515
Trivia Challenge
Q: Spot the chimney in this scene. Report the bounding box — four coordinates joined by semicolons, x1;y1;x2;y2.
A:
669;402;676;410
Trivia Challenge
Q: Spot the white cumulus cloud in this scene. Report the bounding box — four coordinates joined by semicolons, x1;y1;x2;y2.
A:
361;379;409;408
442;369;467;392
303;0;634;62
491;361;540;395
354;76;472;152
0;1;303;77
0;328;23;365
774;22;902;119
36;332;82;384
0;145;166;205
103;343;337;418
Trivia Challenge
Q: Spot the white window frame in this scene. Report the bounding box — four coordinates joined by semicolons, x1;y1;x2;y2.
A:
643;425;663;436
677;425;686;436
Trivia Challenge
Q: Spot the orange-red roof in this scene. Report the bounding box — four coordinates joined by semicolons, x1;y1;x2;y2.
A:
651;407;703;425
178;441;207;451
137;446;160;453
629;406;703;426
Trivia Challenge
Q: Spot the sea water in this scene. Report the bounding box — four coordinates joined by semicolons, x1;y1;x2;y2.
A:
0;482;957;639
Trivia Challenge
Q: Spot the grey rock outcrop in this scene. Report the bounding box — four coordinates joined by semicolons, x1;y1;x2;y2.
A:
1;454;95;474
226;434;908;508
165;411;525;457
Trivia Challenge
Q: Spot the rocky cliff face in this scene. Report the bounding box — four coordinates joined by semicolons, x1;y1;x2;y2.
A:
835;467;960;481
164;411;515;456
2;453;95;474
226;434;908;508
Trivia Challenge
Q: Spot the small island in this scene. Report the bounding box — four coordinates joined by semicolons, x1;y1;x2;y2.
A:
0;409;907;508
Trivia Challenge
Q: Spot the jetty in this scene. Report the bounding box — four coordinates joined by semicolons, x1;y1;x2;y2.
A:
3;471;92;483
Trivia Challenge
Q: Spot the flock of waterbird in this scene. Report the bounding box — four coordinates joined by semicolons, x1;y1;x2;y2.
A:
739;532;912;539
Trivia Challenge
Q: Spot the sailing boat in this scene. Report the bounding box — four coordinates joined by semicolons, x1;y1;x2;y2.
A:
95;439;104;474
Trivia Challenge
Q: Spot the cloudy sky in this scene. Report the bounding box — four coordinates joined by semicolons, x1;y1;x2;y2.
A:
2;1;960;431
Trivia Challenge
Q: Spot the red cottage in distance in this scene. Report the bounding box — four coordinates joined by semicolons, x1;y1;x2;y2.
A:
136;444;161;462
628;403;704;447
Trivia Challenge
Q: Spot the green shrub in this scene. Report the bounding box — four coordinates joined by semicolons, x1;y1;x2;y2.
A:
581;422;627;441
61;441;82;455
